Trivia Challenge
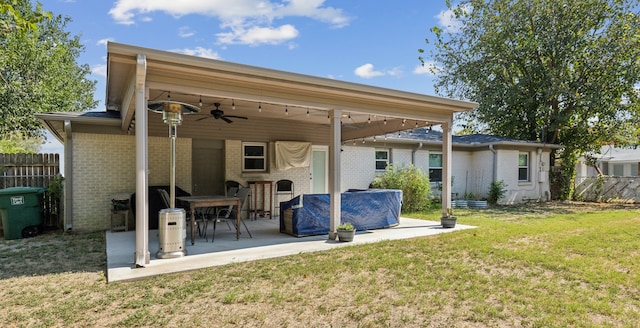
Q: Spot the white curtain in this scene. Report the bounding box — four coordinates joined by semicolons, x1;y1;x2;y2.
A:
275;141;312;170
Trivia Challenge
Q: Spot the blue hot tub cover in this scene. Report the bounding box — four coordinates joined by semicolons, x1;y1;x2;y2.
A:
279;189;402;237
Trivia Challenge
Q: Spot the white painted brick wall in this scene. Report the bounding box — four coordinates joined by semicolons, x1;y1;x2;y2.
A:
225;140;310;215
341;146;376;190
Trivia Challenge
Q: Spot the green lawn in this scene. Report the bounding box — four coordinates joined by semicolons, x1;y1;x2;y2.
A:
1;203;639;327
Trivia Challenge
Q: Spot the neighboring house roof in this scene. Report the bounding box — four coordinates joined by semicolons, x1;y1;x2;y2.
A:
372;128;562;149
594;145;640;163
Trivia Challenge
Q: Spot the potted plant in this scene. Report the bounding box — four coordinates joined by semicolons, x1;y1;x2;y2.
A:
337;222;356;242
440;208;457;228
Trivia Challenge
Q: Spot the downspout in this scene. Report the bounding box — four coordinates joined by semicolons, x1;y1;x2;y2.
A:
536;148;546;200
489;144;497;182
411;142;423;165
64;120;73;230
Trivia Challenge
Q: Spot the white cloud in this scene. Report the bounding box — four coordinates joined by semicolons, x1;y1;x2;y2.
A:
217;24;298;46
435;4;471;33
354;64;402;79
108;0;351;45
386;67;402;77
91;64;107;77
96;38;114;47
170;47;221;59
413;61;441;76
178;26;195;38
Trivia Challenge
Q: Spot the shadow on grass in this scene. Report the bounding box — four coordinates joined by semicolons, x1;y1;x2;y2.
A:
0;229;106;280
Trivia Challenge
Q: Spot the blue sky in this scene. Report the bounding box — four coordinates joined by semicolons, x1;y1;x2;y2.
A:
42;0;459;107
39;0;458;154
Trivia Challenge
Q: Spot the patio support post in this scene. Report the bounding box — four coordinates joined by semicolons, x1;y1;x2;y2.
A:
134;54;150;267
328;108;342;240
441;119;453;213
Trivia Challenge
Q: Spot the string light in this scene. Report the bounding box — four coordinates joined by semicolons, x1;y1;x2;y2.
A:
167;91;171;100
285;105;288;115
327;112;330;120
232;99;235;110
258;103;262;112
306;108;310;117
373;136;377;142
362;139;365;144
368;115;371;124
384;117;387;125
199;95;202;107
402;119;406;127
415;121;419;128
348;112;351;119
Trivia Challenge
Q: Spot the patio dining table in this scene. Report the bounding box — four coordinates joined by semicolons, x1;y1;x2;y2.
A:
176;195;241;245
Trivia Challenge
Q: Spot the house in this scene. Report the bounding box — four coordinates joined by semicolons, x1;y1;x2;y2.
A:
576;145;640;178
36;42;479;267
343;129;561;204
574;145;640;203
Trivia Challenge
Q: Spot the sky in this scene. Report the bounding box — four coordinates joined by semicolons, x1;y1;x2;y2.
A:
39;0;459;155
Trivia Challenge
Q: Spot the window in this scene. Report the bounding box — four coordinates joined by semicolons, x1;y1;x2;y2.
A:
375;149;389;171
242;142;267;172
428;153;442;182
613;164;624;177
518;153;530;181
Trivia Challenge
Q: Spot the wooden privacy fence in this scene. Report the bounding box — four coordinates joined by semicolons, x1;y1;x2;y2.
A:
0;153;62;229
574;176;640;203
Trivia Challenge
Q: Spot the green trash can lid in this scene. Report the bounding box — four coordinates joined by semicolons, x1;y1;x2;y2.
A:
0;187;46;195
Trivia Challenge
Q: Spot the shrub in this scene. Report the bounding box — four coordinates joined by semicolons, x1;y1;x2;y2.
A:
488;180;507;205
371;164;431;212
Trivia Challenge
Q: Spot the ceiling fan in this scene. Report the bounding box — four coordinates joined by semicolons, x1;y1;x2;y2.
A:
197;102;248;124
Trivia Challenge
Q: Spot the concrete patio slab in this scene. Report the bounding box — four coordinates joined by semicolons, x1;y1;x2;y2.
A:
106;217;475;282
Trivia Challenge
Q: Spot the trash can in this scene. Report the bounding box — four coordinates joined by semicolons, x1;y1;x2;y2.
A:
156;208;187;259
0;187;45;240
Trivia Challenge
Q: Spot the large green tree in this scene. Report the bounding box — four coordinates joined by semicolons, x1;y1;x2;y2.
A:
422;0;640;199
0;0;97;142
1;0;50;35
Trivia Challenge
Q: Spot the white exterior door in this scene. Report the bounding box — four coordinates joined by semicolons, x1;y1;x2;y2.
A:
311;146;328;193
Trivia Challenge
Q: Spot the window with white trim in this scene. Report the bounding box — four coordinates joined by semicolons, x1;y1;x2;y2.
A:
612;164;624;177
518;152;530;182
375;149;389;171
242;142;267;172
429;153;443;182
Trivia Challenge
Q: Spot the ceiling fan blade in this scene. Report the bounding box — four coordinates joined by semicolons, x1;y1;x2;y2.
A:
224;115;248;120
196;116;210;121
221;117;233;124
